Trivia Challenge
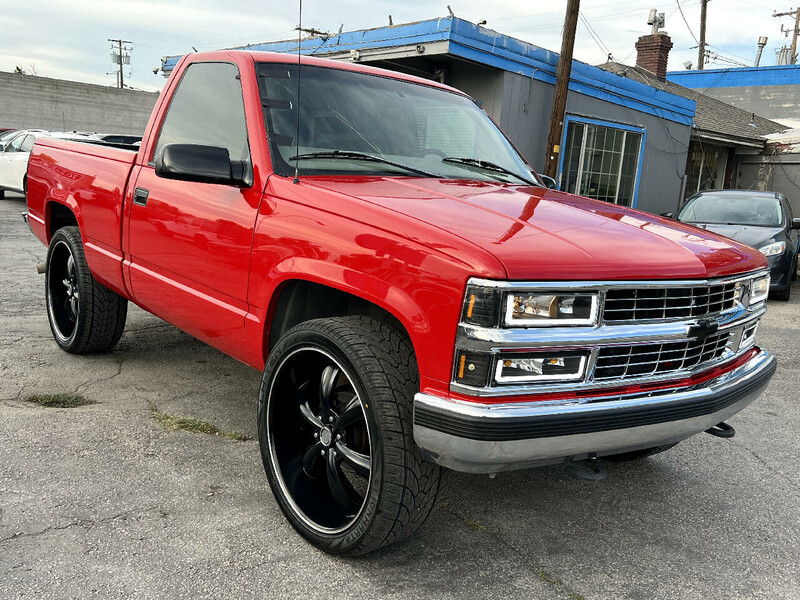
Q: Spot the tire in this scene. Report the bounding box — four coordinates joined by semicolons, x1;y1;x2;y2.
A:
603;442;679;462
258;316;446;555
45;226;128;353
773;283;791;302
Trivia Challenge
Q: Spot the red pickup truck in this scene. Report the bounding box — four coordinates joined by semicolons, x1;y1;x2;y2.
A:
24;51;776;555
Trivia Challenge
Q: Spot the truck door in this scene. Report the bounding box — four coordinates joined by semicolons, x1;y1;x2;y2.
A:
125;61;263;361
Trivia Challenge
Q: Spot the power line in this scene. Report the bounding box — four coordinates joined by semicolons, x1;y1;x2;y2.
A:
675;0;700;45
578;11;613;59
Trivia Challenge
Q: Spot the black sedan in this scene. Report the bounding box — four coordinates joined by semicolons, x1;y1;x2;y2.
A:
676;190;800;300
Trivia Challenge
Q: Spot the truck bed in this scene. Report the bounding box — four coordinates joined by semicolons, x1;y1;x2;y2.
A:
25;137;139;297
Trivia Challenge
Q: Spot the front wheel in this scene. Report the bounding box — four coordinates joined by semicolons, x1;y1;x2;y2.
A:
45;226;127;353
258;316;446;555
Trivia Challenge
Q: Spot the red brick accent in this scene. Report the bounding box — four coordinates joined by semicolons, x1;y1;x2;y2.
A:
635;34;673;78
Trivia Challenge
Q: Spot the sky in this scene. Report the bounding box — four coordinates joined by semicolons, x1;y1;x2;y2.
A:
0;0;791;93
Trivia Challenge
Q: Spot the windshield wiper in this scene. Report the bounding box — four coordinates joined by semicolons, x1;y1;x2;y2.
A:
442;157;538;186
291;150;438;178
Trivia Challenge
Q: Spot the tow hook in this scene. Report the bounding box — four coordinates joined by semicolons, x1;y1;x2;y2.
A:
36;262;47;274
705;421;735;438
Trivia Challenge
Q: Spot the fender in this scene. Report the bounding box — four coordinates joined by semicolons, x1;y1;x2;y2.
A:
243;256;460;386
46;196;83;241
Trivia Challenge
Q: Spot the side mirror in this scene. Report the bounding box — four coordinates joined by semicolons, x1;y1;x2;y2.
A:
660;212;674;218
792;217;800;229
155;143;249;187
539;174;558;190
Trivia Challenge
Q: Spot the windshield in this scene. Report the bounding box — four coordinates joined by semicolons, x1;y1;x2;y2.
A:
257;62;534;183
678;193;783;227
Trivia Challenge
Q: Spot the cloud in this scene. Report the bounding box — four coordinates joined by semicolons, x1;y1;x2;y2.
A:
0;0;789;92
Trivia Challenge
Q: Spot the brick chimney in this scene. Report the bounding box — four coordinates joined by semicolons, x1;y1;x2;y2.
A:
635;33;673;78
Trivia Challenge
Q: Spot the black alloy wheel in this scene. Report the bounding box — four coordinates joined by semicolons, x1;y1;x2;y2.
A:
268;347;373;533
47;238;80;344
45;226;127;353
258;316;446;555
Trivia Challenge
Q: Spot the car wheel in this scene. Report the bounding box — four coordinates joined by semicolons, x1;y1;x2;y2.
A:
45;226;128;353
258;316;446;555
603;442;679;462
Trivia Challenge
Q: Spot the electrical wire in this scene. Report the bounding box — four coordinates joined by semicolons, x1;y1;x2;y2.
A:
579;12;613;59
675;0;700;46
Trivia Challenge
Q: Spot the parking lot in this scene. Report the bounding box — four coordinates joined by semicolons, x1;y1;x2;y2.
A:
1;189;799;599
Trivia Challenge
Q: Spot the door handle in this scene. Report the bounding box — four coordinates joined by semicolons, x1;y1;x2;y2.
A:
133;187;149;207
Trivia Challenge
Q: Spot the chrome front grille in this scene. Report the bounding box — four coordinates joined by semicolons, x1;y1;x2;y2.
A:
592;331;733;382
603;283;739;323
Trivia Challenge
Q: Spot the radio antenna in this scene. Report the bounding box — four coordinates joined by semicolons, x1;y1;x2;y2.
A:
293;0;302;184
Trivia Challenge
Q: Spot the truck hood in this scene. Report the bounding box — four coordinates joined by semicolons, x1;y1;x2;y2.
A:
304;177;767;280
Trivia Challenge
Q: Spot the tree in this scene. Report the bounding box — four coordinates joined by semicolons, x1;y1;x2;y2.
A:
13;64;38;76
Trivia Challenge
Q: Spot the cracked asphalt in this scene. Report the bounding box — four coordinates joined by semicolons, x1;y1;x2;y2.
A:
1;191;799;599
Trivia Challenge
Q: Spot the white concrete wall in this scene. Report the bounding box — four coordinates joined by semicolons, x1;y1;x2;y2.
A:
0;71;159;135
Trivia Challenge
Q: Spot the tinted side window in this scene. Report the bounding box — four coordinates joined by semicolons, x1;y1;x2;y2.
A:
20;135;36;153
154;62;249;164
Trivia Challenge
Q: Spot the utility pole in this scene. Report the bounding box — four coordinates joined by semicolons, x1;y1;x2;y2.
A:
698;0;708;70
544;0;580;179
773;8;800;64
108;38;132;88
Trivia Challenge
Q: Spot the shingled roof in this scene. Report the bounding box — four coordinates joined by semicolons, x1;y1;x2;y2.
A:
598;62;786;147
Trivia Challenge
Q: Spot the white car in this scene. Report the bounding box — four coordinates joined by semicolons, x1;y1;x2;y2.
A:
0;131;97;198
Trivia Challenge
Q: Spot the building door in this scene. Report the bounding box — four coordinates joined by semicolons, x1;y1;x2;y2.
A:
684;142;728;200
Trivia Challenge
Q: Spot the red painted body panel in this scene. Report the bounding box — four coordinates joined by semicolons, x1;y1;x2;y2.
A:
24;50;768;400
304;178;767;280
26;140;136;296
244;175;504;379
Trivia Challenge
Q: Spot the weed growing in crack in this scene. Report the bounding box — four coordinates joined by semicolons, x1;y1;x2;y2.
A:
26;393;96;408
149;404;250;441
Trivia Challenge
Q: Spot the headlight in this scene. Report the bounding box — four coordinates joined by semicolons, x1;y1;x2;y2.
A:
495;352;588;383
749;274;770;305
505;293;598;326
758;241;785;256
461;285;501;327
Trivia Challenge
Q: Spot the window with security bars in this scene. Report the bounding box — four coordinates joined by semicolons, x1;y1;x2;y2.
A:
560;120;643;207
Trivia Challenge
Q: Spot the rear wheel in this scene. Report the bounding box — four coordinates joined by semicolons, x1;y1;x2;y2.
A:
45;226;127;353
258;316;446;555
603;442;679;462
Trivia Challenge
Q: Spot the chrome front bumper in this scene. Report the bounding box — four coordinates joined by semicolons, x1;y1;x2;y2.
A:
414;349;776;473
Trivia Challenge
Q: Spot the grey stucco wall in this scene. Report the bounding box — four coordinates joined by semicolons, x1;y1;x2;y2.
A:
0;71;159;135
448;61;505;120
737;155;800;215
699;85;800;129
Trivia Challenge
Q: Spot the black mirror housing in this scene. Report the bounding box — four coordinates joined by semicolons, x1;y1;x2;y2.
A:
792;217;800;229
660;212;674;218
155;144;249;186
539;174;558;190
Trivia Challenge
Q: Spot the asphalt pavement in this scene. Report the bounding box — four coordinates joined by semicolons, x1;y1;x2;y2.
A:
1;191;799;599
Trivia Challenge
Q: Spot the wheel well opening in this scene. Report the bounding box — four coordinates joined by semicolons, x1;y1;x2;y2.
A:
47;202;78;240
268;280;408;352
